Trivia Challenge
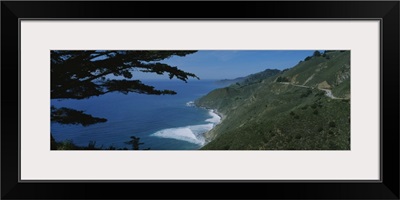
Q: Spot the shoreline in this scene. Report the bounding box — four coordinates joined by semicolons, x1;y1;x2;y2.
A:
207;109;224;124
198;106;226;147
210;109;225;122
151;101;224;149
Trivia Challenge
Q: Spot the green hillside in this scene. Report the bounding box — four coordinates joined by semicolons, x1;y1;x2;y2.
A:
195;50;350;150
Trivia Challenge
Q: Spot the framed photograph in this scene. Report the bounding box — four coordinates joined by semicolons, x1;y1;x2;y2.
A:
2;1;399;199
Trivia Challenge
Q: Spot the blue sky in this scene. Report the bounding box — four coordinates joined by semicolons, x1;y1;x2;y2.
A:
136;50;317;80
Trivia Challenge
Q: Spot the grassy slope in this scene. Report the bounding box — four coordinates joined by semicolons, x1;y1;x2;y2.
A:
283;51;351;98
196;51;350;150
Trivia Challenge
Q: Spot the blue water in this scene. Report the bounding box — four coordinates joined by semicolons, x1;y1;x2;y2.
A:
51;80;224;150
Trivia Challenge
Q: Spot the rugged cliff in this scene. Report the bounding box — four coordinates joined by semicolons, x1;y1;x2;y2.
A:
196;51;350;150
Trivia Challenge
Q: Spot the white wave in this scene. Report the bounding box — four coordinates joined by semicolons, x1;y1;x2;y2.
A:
205;110;221;124
186;101;195;107
151;124;214;145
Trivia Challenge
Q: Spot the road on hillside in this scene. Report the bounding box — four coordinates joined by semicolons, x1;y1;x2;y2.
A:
279;82;348;100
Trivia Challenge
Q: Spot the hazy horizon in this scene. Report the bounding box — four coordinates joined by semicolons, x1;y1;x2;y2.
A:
134;50;318;80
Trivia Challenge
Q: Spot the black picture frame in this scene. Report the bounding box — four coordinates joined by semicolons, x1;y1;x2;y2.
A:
2;1;399;199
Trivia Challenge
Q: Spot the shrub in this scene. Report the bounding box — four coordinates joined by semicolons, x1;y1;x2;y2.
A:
87;141;97;150
125;136;144;150
315;91;325;97
59;140;77;150
300;89;312;98
107;145;116;150
276;76;289;82
262;137;268;143
51;135;58;150
313;50;321;57
329;141;338;149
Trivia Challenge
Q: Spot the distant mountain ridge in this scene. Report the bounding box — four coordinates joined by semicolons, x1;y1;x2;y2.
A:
216;69;281;86
215;77;246;86
195;50;350;150
240;68;281;85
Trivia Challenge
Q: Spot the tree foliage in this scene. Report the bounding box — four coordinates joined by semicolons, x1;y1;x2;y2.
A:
51;50;198;126
51;50;198;100
125;136;148;150
313;50;321;57
51;106;107;126
276;76;289;82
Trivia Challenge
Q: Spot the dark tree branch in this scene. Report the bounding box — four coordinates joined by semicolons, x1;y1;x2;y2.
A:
51;50;197;100
51;50;198;126
51;106;107;126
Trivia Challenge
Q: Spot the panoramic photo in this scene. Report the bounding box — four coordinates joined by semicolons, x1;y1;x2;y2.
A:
51;50;350;150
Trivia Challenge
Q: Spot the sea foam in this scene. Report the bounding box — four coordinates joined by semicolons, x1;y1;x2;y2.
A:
151;109;221;146
151;124;212;146
185;101;195;107
205;110;221;124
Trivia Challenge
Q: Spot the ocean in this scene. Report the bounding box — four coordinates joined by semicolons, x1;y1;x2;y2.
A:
51;80;224;150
